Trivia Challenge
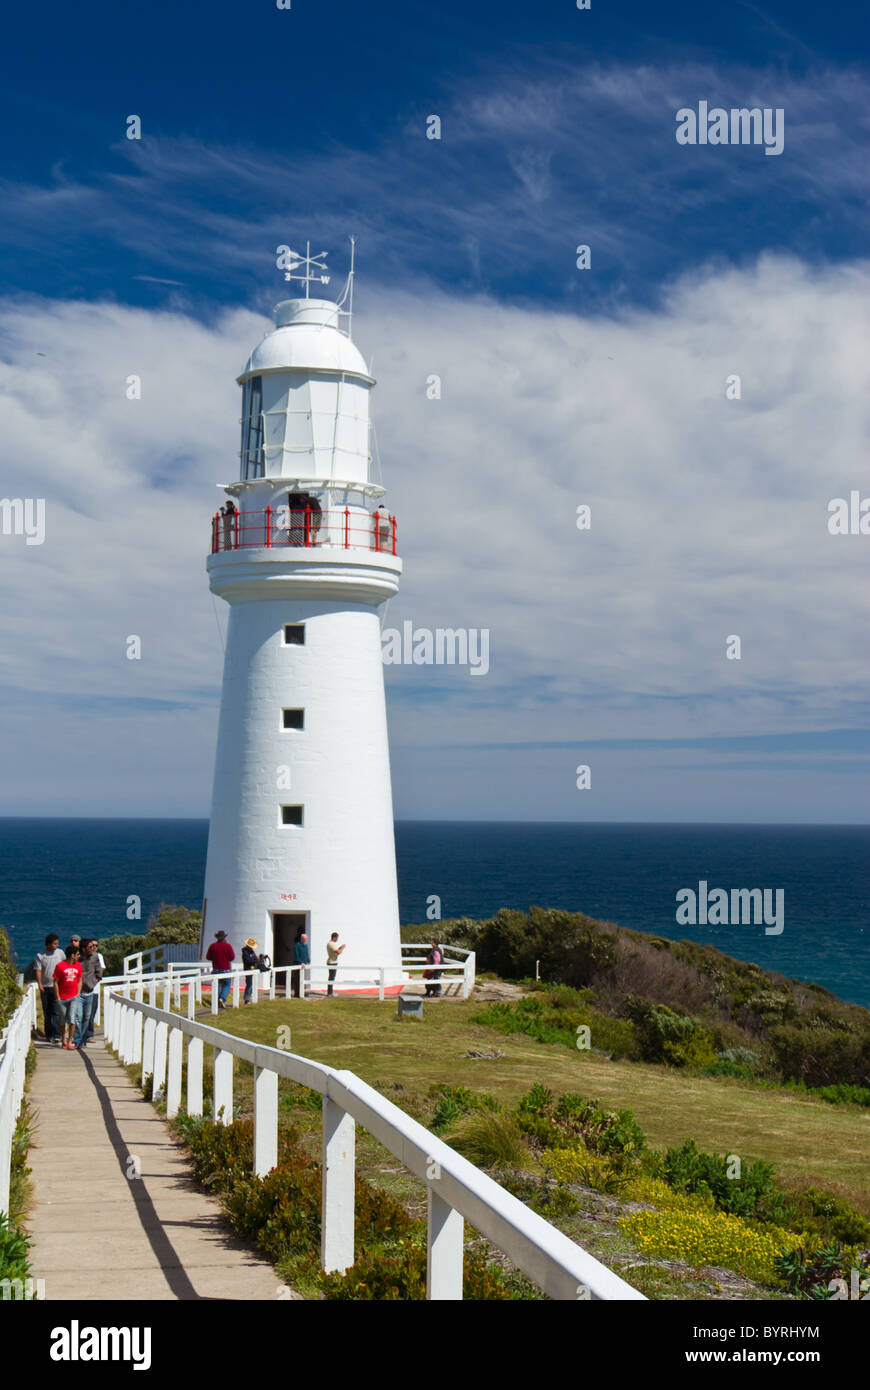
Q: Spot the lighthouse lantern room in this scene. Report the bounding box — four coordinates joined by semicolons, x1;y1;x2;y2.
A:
201;246;404;991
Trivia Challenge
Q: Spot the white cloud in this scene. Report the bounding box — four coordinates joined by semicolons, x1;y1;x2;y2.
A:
0;255;867;816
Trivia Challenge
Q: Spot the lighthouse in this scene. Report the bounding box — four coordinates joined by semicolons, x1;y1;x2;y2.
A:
201;246;404;991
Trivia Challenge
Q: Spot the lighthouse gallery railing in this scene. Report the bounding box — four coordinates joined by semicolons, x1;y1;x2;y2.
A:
211;506;397;556
103;979;645;1302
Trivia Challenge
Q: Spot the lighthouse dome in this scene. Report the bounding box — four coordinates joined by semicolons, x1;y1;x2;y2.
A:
238;300;374;385
237;299;375;484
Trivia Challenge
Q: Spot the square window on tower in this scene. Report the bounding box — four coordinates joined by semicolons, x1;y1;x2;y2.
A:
282;708;304;730
280;805;304;826
283;624;305;645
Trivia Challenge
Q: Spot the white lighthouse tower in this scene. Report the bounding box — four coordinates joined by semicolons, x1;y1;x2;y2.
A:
201;245;404;990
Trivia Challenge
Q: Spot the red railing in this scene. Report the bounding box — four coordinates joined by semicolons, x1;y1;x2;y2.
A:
210;506;398;557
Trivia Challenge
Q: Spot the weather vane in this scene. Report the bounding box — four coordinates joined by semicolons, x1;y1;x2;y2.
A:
281;241;331;298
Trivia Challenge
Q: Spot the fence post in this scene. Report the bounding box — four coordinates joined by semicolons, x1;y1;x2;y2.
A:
148;979;157;1008
211;976;220;1015
163;978;172;1013
187;983;196;1019
299;966;306;1001
427;1189;464;1300
214;1048;233;1125
142;1016;156;1087
321;1097;355;1274
254;1064;278;1177
269;968;276;1001
231;972;240;1010
173;973;182;1009
378;968;385;1003
187;1036;203;1117
152;1019;168;1103
166;1027;183;1119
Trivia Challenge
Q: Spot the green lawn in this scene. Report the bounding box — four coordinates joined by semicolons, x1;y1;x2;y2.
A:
183;994;869;1212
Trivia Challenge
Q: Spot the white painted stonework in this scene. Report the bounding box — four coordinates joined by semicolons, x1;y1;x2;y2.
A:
201;296;404;988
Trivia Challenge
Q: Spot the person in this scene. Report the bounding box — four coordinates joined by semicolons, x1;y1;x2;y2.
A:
373;504;393;552
425;938;443;999
292;933;309;998
326;933;345;997
35;934;65;1044
221;500;237;551
74;938;103;1048
206;930;235;1009
53;945;83;1050
241;937;259;1004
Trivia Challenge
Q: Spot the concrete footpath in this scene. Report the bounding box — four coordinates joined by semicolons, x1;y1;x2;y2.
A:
26;1036;294;1301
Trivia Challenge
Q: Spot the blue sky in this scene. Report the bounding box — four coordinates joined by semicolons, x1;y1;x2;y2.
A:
0;0;868;820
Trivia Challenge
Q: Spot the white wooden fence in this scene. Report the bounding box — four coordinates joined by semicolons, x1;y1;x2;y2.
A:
0;985;37;1216
103;981;645;1302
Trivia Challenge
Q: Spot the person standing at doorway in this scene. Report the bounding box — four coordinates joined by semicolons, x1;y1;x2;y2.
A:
242;938;259;1004
35;934;65;1044
326;933;345;996
206;930;235;1008
292;933;310;998
74;938;103;1048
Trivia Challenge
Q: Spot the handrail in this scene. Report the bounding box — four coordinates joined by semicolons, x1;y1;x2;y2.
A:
0;985;37;1215
103;984;645;1302
211;506;397;556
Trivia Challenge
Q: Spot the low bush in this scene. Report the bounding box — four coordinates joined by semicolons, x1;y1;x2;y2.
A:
620;1205;804;1284
429;1083;499;1132
661;1139;792;1226
501;1171;581;1218
445;1111;535;1172
788;1189;870;1247
541;1147;632;1196
625;999;718;1069
773;1243;870;1300
0;1212;30;1286
318;1244;517;1300
514;1085;646;1163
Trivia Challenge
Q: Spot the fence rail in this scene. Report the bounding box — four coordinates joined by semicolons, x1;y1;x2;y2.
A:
103;983;645;1302
0;985;37;1214
211;505;397;556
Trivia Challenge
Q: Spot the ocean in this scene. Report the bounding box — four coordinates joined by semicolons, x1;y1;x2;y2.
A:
2;819;867;1009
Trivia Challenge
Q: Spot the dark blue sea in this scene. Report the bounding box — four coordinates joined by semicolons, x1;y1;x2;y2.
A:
1;819;867;1009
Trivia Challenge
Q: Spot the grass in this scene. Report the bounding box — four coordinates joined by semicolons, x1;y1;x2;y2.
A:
174;995;869;1215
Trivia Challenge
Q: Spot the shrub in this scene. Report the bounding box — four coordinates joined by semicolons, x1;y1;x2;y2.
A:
0;929;22;1029
514;1086;646;1163
429;1084;499;1133
625;999;718;1069
318;1244;516;1300
541;1147;632;1196
789;1189;870;1246
661;1139;792;1226
445;1111;535;1172
0;1213;30;1285
620;1206;804;1284
773;1243;870;1300
502;1171;581;1217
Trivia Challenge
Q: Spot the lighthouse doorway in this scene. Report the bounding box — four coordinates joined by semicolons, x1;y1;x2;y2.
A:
273;912;308;994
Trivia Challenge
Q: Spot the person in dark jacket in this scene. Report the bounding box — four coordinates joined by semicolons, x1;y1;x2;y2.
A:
292;933;310;997
425;938;444;998
242;937;259;1004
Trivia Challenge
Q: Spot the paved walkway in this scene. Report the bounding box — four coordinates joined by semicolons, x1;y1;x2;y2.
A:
26;1036;294;1300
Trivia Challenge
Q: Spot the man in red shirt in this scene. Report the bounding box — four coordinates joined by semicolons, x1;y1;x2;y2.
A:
54;945;83;1049
206;930;235;1009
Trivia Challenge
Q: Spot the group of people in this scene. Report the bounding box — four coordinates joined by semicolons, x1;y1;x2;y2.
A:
203;930;445;1000
34;933;105;1050
204;928;347;1000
